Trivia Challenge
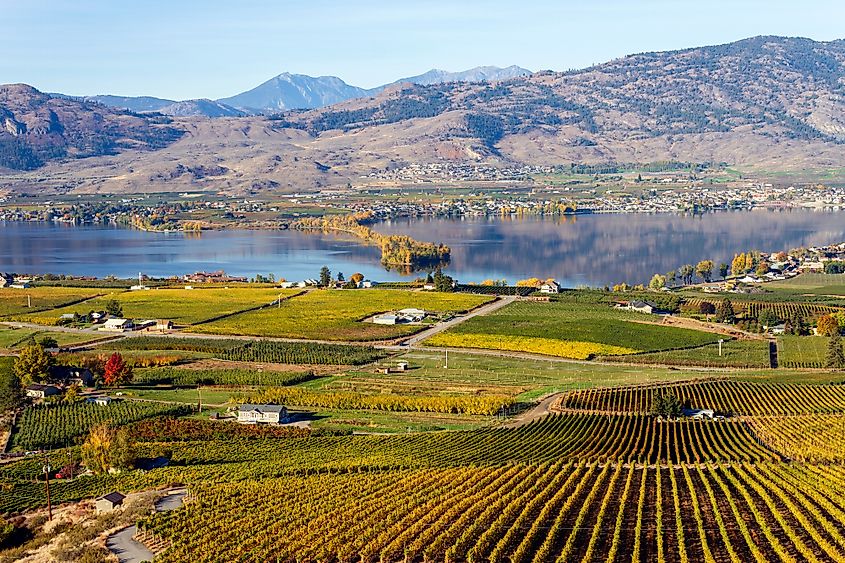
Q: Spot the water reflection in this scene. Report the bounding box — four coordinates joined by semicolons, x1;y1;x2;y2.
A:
1;208;844;287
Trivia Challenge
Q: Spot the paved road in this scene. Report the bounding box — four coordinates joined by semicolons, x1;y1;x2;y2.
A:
400;296;517;346
106;489;186;563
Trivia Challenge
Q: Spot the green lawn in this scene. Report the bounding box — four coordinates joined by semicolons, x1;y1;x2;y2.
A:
189;289;492;341
425;300;722;359
768;273;845;295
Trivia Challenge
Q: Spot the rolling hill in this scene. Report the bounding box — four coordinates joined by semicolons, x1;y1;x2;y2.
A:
2;36;845;193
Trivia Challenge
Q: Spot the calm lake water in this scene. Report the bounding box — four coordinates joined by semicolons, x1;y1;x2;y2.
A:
1;209;844;286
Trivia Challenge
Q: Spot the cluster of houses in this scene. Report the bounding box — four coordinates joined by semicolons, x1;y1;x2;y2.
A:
183;270;248;284
278;278;378;289
373;308;428;325
0;273;32;289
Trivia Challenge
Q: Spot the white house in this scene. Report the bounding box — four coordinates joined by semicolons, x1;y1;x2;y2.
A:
628;300;660;315
25;384;60;399
539;281;560;294
99;318;134;332
359;280;378;288
86;396;113;406
683;408;716;420
237;404;288;424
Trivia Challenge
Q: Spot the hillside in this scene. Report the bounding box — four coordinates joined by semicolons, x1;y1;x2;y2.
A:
0;84;183;171
3;36;845;192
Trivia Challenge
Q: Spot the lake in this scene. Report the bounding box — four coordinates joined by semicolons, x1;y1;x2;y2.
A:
1;209;844;287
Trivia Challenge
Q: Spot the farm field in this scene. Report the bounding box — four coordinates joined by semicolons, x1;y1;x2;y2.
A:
557;379;845;416
767;272;845;294
106;335;388;365
600;338;772;368
750;415;845;462
778;335;830;368
0;326;106;350
11;401;190;450
425;300;722;359
19;287;300;326
188;289;492;341
139;461;845;563
0;287;104;317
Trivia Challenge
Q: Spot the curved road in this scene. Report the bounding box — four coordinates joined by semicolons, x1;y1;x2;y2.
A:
106;489;186;563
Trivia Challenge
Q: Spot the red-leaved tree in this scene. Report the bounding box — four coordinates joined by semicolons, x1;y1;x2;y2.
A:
103;353;133;386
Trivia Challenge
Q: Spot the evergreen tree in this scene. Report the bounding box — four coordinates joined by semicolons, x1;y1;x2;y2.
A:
319;266;332;287
826;332;845;369
715;299;736;324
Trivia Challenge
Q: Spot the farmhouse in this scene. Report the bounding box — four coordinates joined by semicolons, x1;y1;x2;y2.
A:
683;407;716;420
49;366;95;387
25;384;60;399
86;396;113;406
95;492;125;513
155;319;174;331
99;318;134;332
539;280;560;294
628;300;661;315
237;404;288;424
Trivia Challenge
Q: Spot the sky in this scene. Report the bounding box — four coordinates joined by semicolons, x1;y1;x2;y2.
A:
2;0;843;100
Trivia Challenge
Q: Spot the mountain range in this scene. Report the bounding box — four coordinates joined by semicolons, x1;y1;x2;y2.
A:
82;65;533;116
2;36;845;195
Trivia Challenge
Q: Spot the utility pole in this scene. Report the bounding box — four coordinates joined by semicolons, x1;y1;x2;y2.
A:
444;349;448;369
718;339;724;357
197;385;202;414
278;293;282;309
27;294;31;308
42;454;52;521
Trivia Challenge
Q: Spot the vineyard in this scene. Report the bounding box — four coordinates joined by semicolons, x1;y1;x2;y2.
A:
778;335;830;368
11;401;191;450
750;415;845;462
133;366;314;387
0;287;104;317
683;297;842;321
240;386;515;416
139;461;845;563
188;289;492;341
17;287;301;326
600;338;772;368
556;379;845;416
424;300;722;359
108;336;388;365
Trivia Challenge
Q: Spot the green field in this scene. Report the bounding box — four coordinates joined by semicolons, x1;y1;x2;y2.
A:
778;335;830;368
767;272;845;294
0;326;107;350
189;289;492;341
600;338;772;368
425;300;722;359
22;287;300;325
0;287;104;317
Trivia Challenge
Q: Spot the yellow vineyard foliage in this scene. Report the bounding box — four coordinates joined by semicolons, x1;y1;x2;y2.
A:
425;333;638;359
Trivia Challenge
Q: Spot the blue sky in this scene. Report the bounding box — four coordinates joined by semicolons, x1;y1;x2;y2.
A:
2;0;843;100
